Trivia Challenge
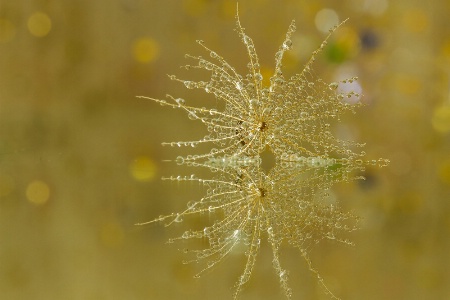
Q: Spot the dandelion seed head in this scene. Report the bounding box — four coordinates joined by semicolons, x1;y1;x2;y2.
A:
137;7;388;300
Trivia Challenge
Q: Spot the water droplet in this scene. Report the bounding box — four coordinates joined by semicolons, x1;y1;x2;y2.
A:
282;39;292;50
184;81;195;89
300;111;309;119
378;158;390;167
329;82;338;90
176;156;184;165
174;214;183;223
326;232;335;239
175;98;185;106
249;99;259;109
274;77;285;85
188;112;198;120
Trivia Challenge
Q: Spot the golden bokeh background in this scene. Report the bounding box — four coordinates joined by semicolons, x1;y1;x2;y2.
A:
1;0;449;299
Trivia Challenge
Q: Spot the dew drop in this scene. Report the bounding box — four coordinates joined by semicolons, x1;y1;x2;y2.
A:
378;158;390;167
174;213;183;223
329;82;338;90
175;98;185;106
282;39;292;50
184;81;195;89
188;112;198;120
326;232;335;240
300;111;309;119
249;99;259;109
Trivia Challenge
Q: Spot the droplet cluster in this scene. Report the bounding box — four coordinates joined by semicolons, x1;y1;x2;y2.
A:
137;9;388;300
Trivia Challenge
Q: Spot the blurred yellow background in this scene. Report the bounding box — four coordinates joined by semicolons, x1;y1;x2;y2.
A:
1;0;449;299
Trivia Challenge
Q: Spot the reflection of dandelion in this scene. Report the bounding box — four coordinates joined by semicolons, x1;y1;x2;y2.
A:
139;154;363;299
138;7;388;300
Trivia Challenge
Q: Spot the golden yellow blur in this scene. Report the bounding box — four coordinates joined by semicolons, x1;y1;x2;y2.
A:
27;12;52;37
438;159;450;185
26;180;50;205
0;174;15;197
333;26;361;58
183;0;208;17
133;37;160;63
432;106;450;133
0;19;16;43
130;156;157;181
403;9;429;33
1;1;450;299
99;221;125;247
259;65;273;87
395;73;422;95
